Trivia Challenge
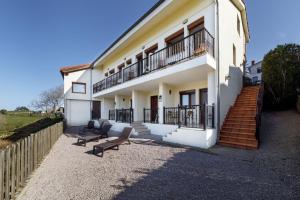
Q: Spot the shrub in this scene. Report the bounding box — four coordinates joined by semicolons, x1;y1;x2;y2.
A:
262;44;300;109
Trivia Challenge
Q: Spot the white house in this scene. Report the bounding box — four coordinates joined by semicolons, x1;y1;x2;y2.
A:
60;0;251;149
246;60;262;83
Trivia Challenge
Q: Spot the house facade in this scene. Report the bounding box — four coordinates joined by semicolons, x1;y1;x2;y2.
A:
61;0;249;149
246;60;262;84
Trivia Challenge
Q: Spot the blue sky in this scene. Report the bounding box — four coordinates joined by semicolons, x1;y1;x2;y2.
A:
0;0;299;110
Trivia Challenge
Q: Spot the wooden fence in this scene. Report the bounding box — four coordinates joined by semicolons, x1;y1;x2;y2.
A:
0;122;63;200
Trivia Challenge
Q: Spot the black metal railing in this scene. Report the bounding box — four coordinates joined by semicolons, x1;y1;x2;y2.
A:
143;108;159;123
108;109;115;120
93;28;214;93
115;108;134;123
163;104;215;130
255;83;264;140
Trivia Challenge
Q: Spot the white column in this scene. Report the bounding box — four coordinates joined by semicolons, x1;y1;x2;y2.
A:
132;90;146;122
158;83;173;124
101;98;114;120
207;72;216;105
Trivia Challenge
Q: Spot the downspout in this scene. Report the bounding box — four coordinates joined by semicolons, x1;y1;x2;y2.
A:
216;0;221;139
90;65;93;120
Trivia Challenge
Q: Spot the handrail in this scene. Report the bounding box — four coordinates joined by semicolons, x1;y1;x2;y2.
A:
93;28;214;93
255;82;264;140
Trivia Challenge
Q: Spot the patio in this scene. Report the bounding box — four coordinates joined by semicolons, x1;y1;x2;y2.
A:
17;110;300;200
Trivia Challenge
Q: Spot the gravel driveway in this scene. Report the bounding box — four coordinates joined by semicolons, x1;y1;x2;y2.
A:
17;110;300;200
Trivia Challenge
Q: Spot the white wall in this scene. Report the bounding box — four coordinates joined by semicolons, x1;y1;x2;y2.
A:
63;69;92;126
101;98;114;120
95;0;216;78
218;0;247;126
132;90;147;121
64;69;91;101
65;100;90;126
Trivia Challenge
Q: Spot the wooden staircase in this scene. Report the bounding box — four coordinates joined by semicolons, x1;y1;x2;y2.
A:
219;85;261;149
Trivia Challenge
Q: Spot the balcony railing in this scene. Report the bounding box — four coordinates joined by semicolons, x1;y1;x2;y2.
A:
108;109;116;120
115;108;134;123
143;108;159;123
163;104;215;130
93;28;214;94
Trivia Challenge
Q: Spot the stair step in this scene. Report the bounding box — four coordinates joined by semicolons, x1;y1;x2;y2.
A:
218;140;258;150
222;127;256;132
220;135;257;142
222;123;256;129
220;130;256;139
225;119;256;123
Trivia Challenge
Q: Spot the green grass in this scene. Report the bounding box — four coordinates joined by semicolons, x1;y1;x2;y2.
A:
0;112;43;137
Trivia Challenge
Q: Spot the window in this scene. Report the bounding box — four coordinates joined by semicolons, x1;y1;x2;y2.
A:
180;90;195;106
109;69;115;75
165;29;185;57
126;59;132;65
72;82;86;94
233;44;236;66
118;63;125;71
257;68;262;73
237;15;241;36
252;76;258;82
145;44;158;57
188;17;204;34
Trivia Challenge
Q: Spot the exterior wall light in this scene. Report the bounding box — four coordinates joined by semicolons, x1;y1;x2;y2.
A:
169;89;172;95
225;75;231;81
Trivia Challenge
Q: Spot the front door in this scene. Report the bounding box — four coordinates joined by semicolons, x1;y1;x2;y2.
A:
199;88;208;125
92;101;101;119
150;96;158;122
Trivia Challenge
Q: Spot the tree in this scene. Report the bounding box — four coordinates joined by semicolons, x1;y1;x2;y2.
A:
0;109;7;115
15;106;30;112
31;85;63;113
262;44;300;109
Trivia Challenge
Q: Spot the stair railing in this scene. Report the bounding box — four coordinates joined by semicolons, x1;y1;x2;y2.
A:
255;82;264;140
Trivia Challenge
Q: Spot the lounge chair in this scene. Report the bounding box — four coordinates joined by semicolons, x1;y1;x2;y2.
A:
92;127;132;157
76;124;112;146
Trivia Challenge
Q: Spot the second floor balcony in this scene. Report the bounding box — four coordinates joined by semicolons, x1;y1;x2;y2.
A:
93;28;214;94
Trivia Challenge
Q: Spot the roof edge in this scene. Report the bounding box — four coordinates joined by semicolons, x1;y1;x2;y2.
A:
91;0;165;67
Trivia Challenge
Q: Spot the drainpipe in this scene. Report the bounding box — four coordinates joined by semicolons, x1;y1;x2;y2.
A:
215;0;221;139
90;65;93;120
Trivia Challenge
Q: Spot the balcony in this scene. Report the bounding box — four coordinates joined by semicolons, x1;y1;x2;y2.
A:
93;28;214;94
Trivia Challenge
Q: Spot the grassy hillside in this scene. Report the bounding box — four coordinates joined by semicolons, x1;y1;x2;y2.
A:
0;112;43;137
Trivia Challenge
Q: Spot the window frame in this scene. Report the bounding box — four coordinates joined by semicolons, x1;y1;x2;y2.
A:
233;44;237;66
179;90;196;106
237;15;241;36
72;82;86;94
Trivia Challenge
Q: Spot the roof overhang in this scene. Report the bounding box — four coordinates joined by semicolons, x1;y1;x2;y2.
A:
59;64;91;78
92;0;173;67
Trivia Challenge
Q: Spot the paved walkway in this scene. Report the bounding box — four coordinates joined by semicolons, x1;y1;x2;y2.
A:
17;110;300;200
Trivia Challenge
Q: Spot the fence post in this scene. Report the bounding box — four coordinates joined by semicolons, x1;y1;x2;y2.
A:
203;103;207;130
163;107;165;124
143;108;145;123
16;142;20;190
5;147;11;200
0;150;4;200
177;105;181;128
11;144;16;199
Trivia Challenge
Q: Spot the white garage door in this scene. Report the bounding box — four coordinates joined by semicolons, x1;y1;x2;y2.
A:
66;100;91;126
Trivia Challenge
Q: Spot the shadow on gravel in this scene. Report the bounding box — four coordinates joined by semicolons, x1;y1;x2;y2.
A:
112;110;300;200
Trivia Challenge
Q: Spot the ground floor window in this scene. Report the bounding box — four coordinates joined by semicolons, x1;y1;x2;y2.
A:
180;90;195;106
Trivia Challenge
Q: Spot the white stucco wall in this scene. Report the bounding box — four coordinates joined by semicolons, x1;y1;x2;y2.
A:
218;0;246;126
